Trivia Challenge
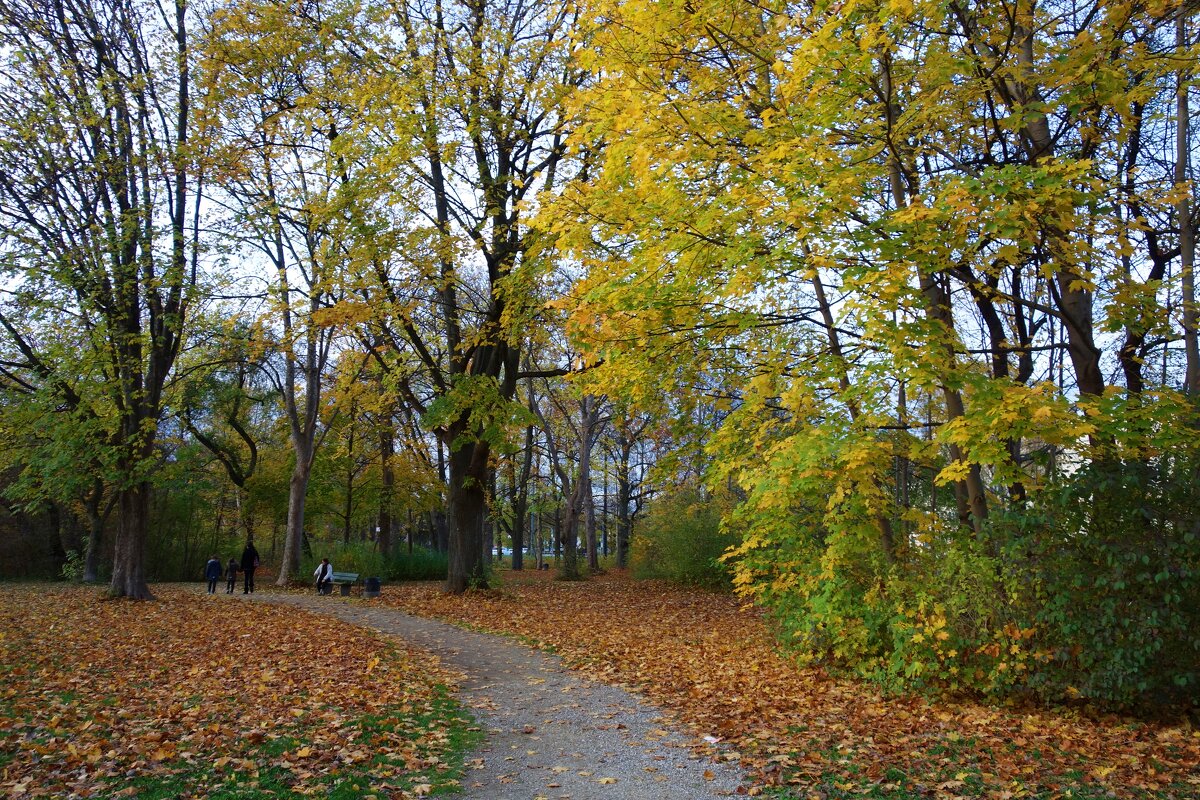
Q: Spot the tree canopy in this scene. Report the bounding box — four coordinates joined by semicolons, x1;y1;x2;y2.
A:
0;0;1196;710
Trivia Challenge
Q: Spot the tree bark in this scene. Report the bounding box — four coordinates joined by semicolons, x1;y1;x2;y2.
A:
83;483;110;584
378;427;394;557
278;437;315;584
109;483;153;600
445;435;490;593
1180;16;1199;395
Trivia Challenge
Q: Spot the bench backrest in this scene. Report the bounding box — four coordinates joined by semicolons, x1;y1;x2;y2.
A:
329;572;359;582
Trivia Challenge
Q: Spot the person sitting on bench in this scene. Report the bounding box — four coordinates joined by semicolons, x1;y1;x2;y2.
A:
314;558;334;595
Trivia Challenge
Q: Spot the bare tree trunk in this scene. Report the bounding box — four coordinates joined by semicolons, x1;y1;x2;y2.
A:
982;1;1105;399
510;459;528;571
615;437;633;569
1180;16;1199;395
378;427;394;557
110;483;153;600
278;437;315;585
343;405;355;546
896;379;909;531
483;468;495;566
82;479;112;584
601;450;609;558
579;397;599;572
445;434;489;593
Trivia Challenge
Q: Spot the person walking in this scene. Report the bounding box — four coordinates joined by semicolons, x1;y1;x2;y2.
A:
240;539;260;594
224;557;239;594
313;558;333;595
204;555;221;594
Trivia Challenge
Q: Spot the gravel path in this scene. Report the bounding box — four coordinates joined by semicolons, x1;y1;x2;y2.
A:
251;592;747;800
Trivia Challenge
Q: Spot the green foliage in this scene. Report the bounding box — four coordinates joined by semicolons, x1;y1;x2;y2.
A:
388;547;449;582
631;485;736;590
59;550;85;583
548;0;1200;716
422;374;536;456
142;446;234;582
303;541;448;583
732;451;1200;709
1023;460;1200;706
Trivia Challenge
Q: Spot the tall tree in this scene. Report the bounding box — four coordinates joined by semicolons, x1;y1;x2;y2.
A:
534;384;603;578
202;0;359;582
180;321;269;546
1180;15;1199;395
338;0;582;591
605;408;651;569
552;0;1200;705
0;0;201;598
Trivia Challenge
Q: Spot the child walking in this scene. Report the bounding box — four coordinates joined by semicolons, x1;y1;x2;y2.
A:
225;557;239;594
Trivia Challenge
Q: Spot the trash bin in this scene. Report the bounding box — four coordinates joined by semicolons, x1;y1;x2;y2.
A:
363;576;381;599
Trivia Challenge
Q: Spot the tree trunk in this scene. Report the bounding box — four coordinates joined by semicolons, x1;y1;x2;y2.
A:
109;482;153;600
586;483;598;572
579;397;599;572
343;402;356;547
1180;16;1199;394
509;391;537;571
378;428;394;558
84;495;105;584
811;268;901;558
559;502;580;579
601;452;609;558
483;468;495;566
880;50;986;536
510;480;527;571
277;441;314;585
445;434;489;593
343;462;353;547
995;4;1105;400
616;456;632;569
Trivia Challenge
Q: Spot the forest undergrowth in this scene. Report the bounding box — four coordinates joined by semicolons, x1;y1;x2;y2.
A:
382;569;1200;799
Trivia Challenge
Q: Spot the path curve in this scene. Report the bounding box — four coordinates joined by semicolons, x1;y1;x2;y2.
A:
250;592;747;800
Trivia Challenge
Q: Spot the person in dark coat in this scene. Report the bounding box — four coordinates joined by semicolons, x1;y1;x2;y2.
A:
240;540;260;594
204;555;221;594
224;557;239;594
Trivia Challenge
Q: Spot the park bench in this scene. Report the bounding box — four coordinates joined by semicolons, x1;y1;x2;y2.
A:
329;571;359;596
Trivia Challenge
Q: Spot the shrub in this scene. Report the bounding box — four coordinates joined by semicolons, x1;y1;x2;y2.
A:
60;549;86;582
732;451;1200;711
631;485;737;590
302;542;449;584
387;546;449;581
303;542;387;585
1022;460;1200;708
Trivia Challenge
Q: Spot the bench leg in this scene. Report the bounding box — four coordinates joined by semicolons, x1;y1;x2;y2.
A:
340;583;351;596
